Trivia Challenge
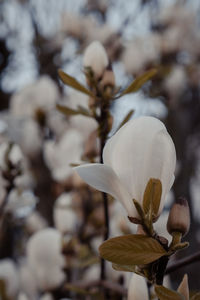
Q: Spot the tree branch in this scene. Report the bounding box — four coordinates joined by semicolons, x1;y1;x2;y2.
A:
165;251;200;274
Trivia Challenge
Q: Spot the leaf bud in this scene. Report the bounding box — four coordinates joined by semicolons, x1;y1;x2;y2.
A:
167;197;190;237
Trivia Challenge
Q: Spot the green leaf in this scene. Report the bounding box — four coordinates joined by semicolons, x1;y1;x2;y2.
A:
116;110;134;131
112;263;137;273
191;292;200;300
143;178;162;218
155;285;185;300
56;104;92;117
99;234;167;265
58;69;93;96
120;68;157;96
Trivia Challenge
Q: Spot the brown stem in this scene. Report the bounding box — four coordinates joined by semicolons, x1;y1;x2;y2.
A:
165;251;200;275
99;105;110;285
0;170;19;220
156;256;169;285
97;101;110;282
100;137;110;242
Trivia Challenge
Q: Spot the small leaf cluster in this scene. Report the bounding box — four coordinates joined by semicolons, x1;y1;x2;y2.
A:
57;68;157;139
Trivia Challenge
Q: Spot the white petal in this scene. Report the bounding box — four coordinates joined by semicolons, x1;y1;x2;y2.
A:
103;116;176;214
74;164;137;217
128;274;148;300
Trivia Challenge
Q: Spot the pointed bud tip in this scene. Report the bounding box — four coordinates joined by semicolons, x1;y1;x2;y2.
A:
167;198;190;236
83;41;109;79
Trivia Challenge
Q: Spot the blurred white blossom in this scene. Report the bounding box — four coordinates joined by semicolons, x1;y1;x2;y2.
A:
19;262;38;300
164;66;187;103
61;13;96;39
123;35;160;74
44;129;84;181
25;211;47;233
128;274;148;300
0;142;23;170
65;91;98;140
83;41;109;78
26;228;66;291
53;193;77;234
40;293;54;300
10;76;59;118
18;293;29;300
6;189;37;217
0;259;19;298
20;119;42;157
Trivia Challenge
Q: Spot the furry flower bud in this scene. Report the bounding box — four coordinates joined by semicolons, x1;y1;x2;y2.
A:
83;41;109;79
167;197;190;236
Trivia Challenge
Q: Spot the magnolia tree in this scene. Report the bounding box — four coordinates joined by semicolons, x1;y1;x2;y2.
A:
0;0;200;299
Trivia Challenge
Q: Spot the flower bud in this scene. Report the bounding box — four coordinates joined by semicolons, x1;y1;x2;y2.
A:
100;65;115;89
83;41;109;79
167;197;190;237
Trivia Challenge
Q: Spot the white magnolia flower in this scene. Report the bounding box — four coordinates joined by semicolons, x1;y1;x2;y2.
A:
18;119;42;158
64;91;98;140
123;36;160;74
75;116;176;220
40;294;54;300
26;228;66;291
19;261;38;300
6;189;37;217
61;13;96;39
18;293;29;300
26;211;47;233
164;66;187;102
10;76;59;118
44;129;83;181
110;201;133;237
0;259;19;298
0;142;23;170
53;193;77;234
128;274;148;300
83;41;109;78
154;210;172;242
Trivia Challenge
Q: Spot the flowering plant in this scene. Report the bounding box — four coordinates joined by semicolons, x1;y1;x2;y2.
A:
75;116;176;222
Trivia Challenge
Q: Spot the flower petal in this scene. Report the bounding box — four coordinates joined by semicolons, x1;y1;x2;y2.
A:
103;116;176;215
74;163;137;217
128;274;149;300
